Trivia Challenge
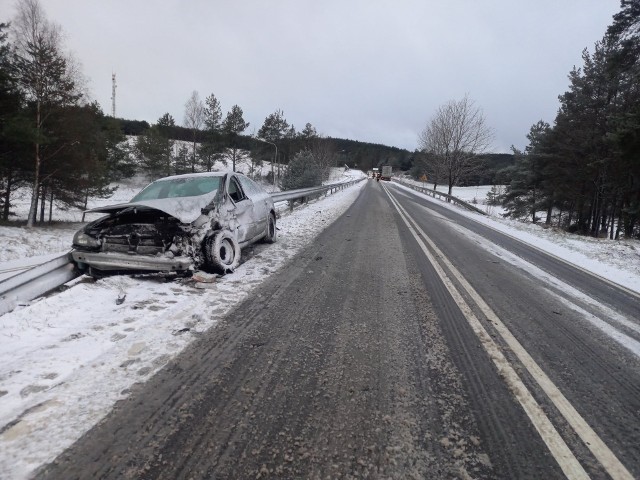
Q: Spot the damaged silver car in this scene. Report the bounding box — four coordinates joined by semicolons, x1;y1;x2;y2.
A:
71;172;277;277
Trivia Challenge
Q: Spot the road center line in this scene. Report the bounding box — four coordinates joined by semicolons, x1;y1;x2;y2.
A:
383;186;633;480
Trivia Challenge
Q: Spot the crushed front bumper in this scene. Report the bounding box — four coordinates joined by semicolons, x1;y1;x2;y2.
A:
71;250;194;273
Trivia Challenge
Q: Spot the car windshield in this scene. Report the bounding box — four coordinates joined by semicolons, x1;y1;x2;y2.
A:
130;176;221;201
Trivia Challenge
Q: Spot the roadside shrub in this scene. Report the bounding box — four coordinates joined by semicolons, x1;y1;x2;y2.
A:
281;149;322;190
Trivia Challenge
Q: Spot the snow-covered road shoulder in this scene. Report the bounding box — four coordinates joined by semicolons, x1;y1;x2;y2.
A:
0;179;365;480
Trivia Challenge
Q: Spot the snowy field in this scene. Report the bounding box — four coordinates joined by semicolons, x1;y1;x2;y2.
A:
1;172;639;479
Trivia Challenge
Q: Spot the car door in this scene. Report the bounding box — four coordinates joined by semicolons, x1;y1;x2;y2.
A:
237;175;269;236
226;175;256;243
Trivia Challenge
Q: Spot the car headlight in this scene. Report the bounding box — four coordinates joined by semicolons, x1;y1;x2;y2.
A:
73;230;101;248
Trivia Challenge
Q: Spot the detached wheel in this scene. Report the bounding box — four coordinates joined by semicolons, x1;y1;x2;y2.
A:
204;230;241;274
263;213;277;244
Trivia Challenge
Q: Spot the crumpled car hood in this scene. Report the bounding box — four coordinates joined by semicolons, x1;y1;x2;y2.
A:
86;190;218;224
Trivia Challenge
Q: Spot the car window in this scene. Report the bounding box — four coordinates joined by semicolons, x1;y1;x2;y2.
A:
237;175;263;197
131;177;221;201
228;177;247;203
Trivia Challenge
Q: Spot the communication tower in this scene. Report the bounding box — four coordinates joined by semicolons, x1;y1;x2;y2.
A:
111;73;117;118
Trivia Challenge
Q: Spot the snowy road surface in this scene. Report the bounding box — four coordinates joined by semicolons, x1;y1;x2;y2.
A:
30;180;640;479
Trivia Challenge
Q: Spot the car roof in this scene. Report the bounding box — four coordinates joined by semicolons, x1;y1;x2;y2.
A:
153;171;231;181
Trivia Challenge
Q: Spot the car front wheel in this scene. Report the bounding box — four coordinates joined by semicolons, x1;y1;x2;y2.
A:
204;230;241;274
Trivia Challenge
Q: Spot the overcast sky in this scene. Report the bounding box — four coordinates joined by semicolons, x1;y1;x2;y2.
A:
3;0;622;152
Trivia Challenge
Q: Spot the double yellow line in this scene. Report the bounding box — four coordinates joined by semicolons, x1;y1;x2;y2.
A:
383;185;633;480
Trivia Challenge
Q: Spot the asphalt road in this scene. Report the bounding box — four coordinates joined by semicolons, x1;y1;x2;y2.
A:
37;180;640;479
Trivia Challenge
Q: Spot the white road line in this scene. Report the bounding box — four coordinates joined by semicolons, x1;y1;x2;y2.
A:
383;186;634;480
443;215;640;355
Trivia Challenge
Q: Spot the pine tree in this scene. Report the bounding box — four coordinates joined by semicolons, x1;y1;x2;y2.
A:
300;123;317;148
606;0;640;238
257;109;288;179
45;102;116;218
199;93;224;171
498;1;640;238
135;114;175;179
258;109;289;143
173;143;190;175
281;149;321;190
0;22;29;220
204;93;222;131
222;105;249;172
11;0;82;226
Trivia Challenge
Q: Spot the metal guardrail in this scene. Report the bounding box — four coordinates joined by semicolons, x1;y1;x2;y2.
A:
0;252;79;316
392;178;487;216
270;178;364;208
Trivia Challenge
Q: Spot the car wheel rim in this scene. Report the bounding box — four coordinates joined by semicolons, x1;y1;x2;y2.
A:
219;239;234;265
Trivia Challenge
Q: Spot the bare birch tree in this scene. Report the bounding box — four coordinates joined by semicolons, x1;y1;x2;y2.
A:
419;94;494;196
311;136;336;182
184;90;204;173
198;93;225;171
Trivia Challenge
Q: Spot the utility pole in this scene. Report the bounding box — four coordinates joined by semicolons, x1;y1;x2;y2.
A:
111;73;117;118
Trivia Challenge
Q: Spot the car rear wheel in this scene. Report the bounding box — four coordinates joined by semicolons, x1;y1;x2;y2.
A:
263;213;277;243
204;230;241;274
